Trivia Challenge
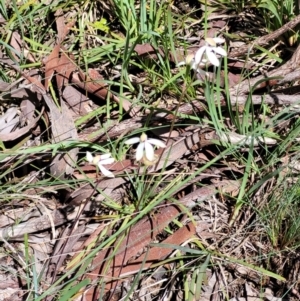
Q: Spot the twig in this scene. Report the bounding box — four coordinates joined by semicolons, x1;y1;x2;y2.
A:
229;14;300;59
229;43;300;96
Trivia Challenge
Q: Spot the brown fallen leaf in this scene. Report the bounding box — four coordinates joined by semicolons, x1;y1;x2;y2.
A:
43;12;130;114
227;71;242;87
177;186;219;208
83;204;184;299
44;46;132;114
0;108;19;134
215;180;241;198
9;31;35;63
134;43;184;66
101;222;196;296
43;9;75;91
56;48;78;91
67;177;127;206
20;99;36;126
0;80;13;91
0;109;43;142
42;92;78;177
62;85;91;117
54;8;75;43
44;44;60;91
149;128;201;173
72;70;135;114
134;43;164;57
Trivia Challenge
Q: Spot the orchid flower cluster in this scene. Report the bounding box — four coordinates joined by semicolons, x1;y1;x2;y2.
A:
86;133;166;178
179;37;227;74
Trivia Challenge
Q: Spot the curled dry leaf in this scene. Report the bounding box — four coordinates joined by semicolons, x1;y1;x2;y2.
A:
9;31;35;63
0;107;19;134
0;109;43;142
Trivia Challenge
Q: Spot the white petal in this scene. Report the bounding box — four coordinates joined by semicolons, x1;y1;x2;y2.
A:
124;137;140;145
99;153;112;160
177;60;186;67
196;68;209;76
86;151;94;163
99;157;115;165
212;37;225;44
190;60;198;71
136;142;144;161
214;46;227;57
144;141;154;161
98;164;115;178
194;46;207;66
147;138;166;148
206;50;220;66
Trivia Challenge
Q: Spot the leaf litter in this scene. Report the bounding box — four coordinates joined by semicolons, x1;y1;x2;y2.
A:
1;1;300;301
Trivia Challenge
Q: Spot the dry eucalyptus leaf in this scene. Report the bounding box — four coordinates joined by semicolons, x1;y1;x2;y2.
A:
0;107;19;133
0;109;42;142
20;99;35;126
9;31;35;63
149;129;201;173
42;93;78;177
62;85;91;116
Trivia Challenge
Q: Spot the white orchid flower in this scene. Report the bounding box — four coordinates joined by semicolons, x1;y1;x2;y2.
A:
124;132;166;162
178;37;227;72
86;151;115;178
193;37;227;68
